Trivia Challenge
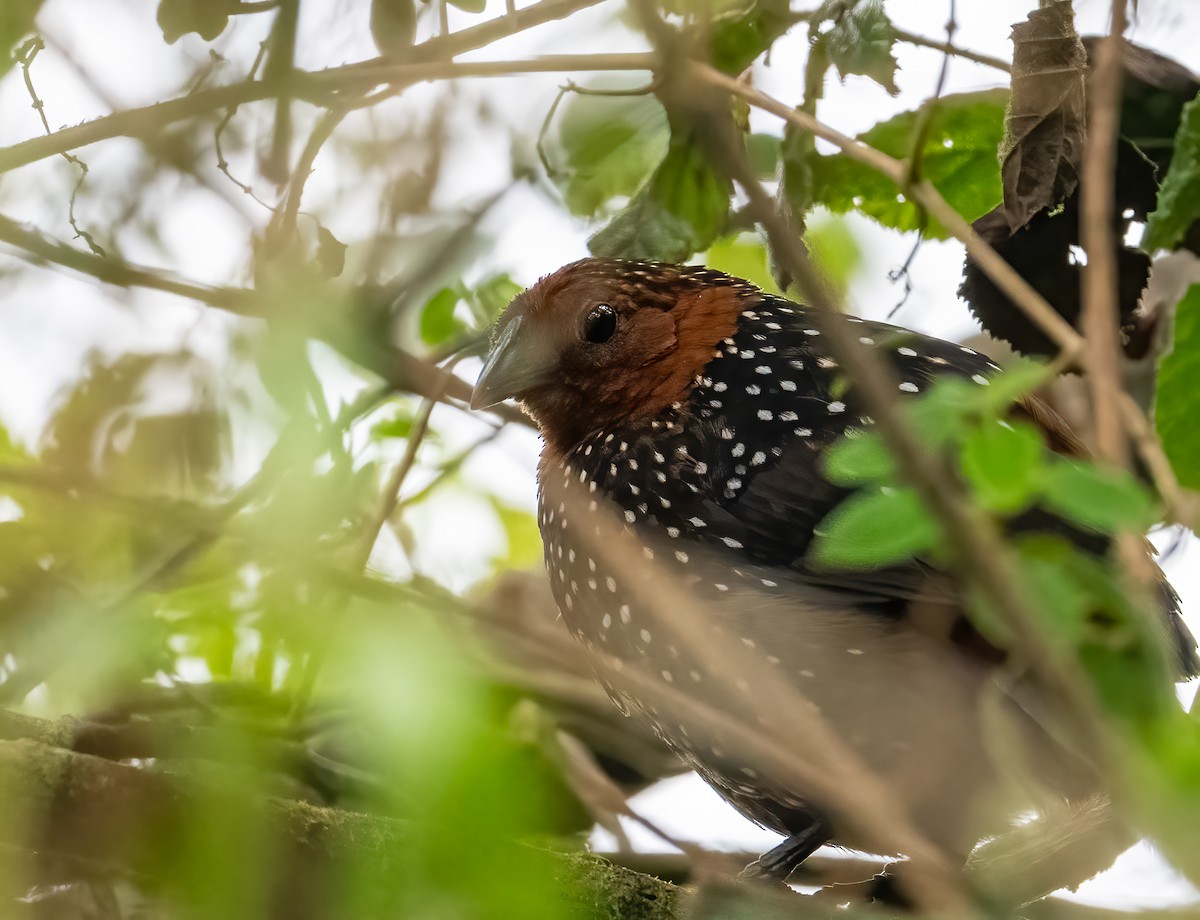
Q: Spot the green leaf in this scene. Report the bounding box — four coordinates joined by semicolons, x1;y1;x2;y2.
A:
156;0;230;43
1041;460;1159;532
589;133;730;262
419;287;466;346
810;89;1008;239
810;487;938;567
976;358;1050;410
811;0;898;94
703;234;782;295
823;430;894;487
551;92;668;217
805;212;861;297
746;133;782;180
446;0;486;13
468;274;523;327
1;1;42;78
960;421;1044;513
1013;535;1096;650
1144;91;1200;253
490;498;543;569
1156;284;1200;490
710;0;798;75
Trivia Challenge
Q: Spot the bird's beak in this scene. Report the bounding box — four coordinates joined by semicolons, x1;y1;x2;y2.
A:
470;316;552;410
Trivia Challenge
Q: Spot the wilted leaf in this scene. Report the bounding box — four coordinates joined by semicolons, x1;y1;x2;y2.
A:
810;487;938;567
809;0;898;95
588;134;730;262
997;0;1087;230
1155;284;1200;490
809;90;1008;238
1144;92;1200;253
962;38;1198;358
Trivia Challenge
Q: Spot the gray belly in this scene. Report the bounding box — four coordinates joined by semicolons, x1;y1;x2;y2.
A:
558;574;1092;857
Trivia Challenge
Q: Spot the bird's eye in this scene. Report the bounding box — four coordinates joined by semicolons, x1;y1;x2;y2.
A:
583;303;617;343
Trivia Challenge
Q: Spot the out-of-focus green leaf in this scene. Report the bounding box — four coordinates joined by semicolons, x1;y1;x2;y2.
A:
903;377;980;448
1144;92;1200;253
371;0;417;52
589;133;730;262
446;0;487;12
156;0;230;43
468;273;523;327
1156;284;1200;490
1041;461;1160;532
419;287;466;346
810;89;1009;239
710;0;797;74
810;0;898;94
976;358;1049;410
961;420;1043;513
316;225;346;278
552;92;668;217
805;212;861;297
703;234;782;295
1;1;41;78
746;132;782;179
823;430;893;486
810;486;938;567
1013;535;1094;649
490;498;543;569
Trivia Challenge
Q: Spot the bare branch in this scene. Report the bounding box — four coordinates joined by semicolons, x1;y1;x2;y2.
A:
0;0;617;174
1080;5;1130;469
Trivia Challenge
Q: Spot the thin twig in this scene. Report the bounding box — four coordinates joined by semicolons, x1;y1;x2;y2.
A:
14;37;104;255
0;0;613;174
0;213;532;429
214;40;276;209
892;25;1011;73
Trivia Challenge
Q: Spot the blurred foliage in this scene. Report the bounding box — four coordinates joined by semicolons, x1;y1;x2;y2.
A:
1;1;42;78
1157;284;1200;490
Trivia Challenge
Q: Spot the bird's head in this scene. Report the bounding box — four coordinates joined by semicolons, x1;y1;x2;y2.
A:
470;258;759;454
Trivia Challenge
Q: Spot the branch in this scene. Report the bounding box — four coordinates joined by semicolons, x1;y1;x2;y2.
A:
1080;7;1129;469
892;25;1011;73
0;734;680;920
0;213;531;429
0;0;620;174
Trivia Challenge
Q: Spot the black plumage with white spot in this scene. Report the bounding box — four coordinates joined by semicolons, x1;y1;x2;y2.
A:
472;259;1196;873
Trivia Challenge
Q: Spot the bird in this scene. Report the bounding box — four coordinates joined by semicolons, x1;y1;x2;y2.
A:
469;257;1197;884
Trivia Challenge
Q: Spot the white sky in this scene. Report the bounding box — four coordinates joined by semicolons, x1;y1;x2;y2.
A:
1;0;1199;907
